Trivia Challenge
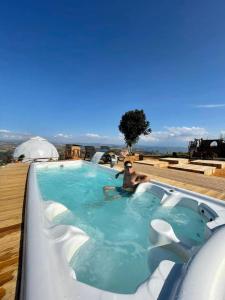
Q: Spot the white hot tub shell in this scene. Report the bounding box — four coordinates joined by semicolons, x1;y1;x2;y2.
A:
20;161;225;300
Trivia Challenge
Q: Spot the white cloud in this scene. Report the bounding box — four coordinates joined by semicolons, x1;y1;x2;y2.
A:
85;133;108;139
84;127;210;146
195;104;225;108
165;126;208;139
0;129;31;141
54;133;72;139
140;126;209;146
118;133;124;141
220;131;225;138
86;133;101;138
0;127;222;147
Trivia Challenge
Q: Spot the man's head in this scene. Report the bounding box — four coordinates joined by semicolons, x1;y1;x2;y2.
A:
124;161;133;171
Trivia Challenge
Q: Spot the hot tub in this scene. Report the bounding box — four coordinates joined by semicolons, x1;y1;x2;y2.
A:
20;161;225;300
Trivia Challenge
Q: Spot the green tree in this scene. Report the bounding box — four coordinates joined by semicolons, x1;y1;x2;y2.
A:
119;109;151;154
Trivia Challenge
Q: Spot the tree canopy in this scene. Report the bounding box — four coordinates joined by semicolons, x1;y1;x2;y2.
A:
119;109;151;152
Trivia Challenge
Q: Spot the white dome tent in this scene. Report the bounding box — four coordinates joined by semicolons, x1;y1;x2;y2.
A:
13;136;59;162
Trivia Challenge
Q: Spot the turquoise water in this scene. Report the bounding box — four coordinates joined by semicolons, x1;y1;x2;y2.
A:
37;163;206;294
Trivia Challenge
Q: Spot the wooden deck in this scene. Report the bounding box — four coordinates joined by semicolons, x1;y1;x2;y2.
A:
1;162;225;299
0;163;29;300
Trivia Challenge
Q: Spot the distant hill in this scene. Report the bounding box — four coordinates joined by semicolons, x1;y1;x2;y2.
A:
134;145;188;154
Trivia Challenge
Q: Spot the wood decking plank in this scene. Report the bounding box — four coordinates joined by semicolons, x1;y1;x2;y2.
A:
0;164;29;300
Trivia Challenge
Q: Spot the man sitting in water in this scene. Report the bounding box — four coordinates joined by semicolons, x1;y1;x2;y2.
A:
103;161;149;199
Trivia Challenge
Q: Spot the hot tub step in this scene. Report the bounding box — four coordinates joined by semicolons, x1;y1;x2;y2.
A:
168;164;216;175
190;160;225;169
159;158;189;164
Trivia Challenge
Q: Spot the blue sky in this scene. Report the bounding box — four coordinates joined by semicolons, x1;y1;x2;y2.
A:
0;0;225;146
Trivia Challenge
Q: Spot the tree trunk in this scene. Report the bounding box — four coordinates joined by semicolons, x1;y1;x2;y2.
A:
127;144;132;155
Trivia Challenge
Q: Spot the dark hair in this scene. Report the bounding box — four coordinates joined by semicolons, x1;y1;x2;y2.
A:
124;160;132;167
